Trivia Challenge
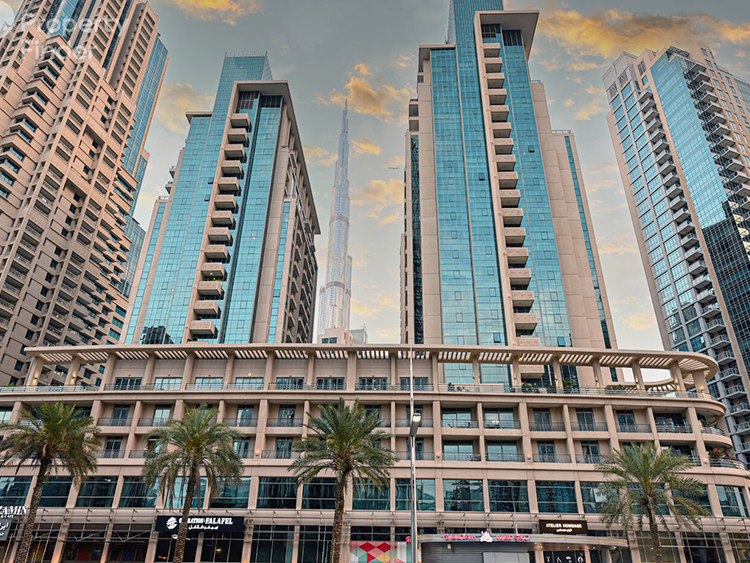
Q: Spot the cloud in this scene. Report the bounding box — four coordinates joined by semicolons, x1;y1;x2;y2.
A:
317;67;414;123
388;156;405;168
351;139;382;157
623;313;657;332
304;146;337;167
376;327;401;342
598;234;638;255
350;293;399;319
354;63;371;76
394;54;414;68
575;99;607;121
378;212;400;225
538;8;750;60
155;83;213;133
352;178;402;220
159;0;262;24
351;300;383;318
562;99;575;107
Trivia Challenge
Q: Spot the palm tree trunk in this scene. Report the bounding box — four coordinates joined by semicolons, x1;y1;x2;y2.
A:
331;477;347;563
16;459;49;563
173;470;197;563
645;506;664;563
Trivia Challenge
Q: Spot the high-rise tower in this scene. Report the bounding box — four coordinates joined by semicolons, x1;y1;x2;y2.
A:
0;0;166;384
401;0;618;385
318;104;353;342
124;55;320;345
604;44;750;461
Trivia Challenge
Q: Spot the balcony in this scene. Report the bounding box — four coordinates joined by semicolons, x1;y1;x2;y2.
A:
663;172;680;187
497;171;518;188
207;227;232;243
224;144;245;160
443;453;482;462
506;246;529;266
214;194;237;210
201;262;226;279
204;245;229;261
495;154;516;172
395;451;436;461
194;300;220;317
500;207;524;227
230;113;252;129
211;210;235;227
617;423;652;433
734;421;750;434
493;137;514;154
197;280;224;297
529;422;565;432
655;423;692;434
498;189;520;206
700;425;726;436
221;160;243;176
266;418;303;428
396;418;434;428
486;453;524;463
533;454;571;464
729;402;750;415
226;128;248;144
486;72;505;89
97;417;133;427
716;367;741;382
571;422;608;432
223;418;258;427
138;417;171;427
688;259;707;275
484;420;521;430
513;312;537;331
715;350;736;364
510;290;534;308
261;450;300;459
491;122;512;138
684;245;703;261
441;420;479;429
692;274;711;290
190;320;217;337
97;450;125;459
575;454;602;464
697;288;716;304
507;267;531;285
489;104;510;122
217;177;241;194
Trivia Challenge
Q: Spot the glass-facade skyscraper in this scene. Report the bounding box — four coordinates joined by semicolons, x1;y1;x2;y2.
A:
604;44;750;461
124;55;320;345
402;0;618;385
0;0;166;384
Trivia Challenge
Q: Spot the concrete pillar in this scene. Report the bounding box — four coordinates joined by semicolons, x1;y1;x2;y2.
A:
101;353;117;386
224;352;235;383
686;407;708;462
591;358;602;389
604;404;620;453
217;399;226;422
181;352;195;386
68;355;82;385
583;545;592;563
306;353;315;387
519;402;532;462
142;354;156;385
552;358;563;390
533;544;544;563
346;352;358;395
50;520;69;563
631;361;644;390
477;402;485;460
563;404;576;465
390;354;398;387
472;356;480;385
27;357;43;386
645;407;661;450
433;400;442;459
511;355;521;388
720;532;737;563
691;370;709;396
670;362;685;392
144;536;158;563
264;351;275;388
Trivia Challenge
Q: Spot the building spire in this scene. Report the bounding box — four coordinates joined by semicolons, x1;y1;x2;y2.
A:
319;106;353;338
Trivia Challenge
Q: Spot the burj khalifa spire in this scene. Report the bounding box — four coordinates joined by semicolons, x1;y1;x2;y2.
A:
318;103;353;337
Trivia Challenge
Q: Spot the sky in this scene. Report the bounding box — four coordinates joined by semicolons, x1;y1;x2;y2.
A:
113;0;750;349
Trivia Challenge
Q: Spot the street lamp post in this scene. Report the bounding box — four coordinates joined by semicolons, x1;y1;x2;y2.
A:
408;347;420;563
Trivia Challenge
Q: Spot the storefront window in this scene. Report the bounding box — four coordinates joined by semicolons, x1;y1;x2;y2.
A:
39;477;71;507
682;533;726;563
257;478;296;509
119;477;158;508
716;485;748;517
156;537;197;562
353;479;389;510
62;543;104;563
201;532;244;562
250;525;294;563
443;479;483;511
536;481;577;513
637;532;679;562
210;478;251;509
581;482;605;513
108;543;149;562
489;480;529;512
395;478;436;511
730;533;750;563
302;478;336;510
75;477;117;508
0;476;30;505
298;526;332;563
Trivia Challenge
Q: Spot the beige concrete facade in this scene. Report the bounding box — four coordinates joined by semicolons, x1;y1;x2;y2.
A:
0;343;745;562
0;0;165;385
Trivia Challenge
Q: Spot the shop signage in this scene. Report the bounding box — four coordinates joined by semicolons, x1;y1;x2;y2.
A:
539;520;588;535
0;519;11;541
439;531;531;543
155;515;244;534
0;506;26;520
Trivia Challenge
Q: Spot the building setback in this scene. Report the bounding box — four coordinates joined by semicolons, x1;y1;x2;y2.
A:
401;0;618;389
318;104;353;342
603;44;750;462
0;0;166;385
124;55;320;346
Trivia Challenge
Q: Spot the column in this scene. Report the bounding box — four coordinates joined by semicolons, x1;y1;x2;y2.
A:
67;355;82;385
101;353;117;386
27;357;43;386
264;351;275;388
224;352;235;383
345;352;358;395
306;353;315;387
181;352;195;386
686;407;707;464
533;544;544;563
583;545;592;563
670;362;685;392
592;358;603;389
511;355;521;388
562;404;576;465
631;361;644;390
604;404;620;453
519;402;532;463
552;358;563;390
472;356;480;385
142;354;156;385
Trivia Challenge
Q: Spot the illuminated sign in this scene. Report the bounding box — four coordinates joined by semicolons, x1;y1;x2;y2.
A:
539;520;588;535
0;506;26;520
439;532;531;543
155;515;244;534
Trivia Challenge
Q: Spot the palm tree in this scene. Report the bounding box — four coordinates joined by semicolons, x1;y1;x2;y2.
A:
0;402;100;563
142;404;243;563
596;443;710;563
289;398;397;563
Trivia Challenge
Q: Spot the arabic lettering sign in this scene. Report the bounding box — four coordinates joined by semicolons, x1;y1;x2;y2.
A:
441;532;531;543
538;520;588;535
155;515;244;534
0;519;11;541
0;506;26;520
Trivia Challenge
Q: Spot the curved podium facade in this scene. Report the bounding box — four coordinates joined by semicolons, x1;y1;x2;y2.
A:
0;343;747;563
